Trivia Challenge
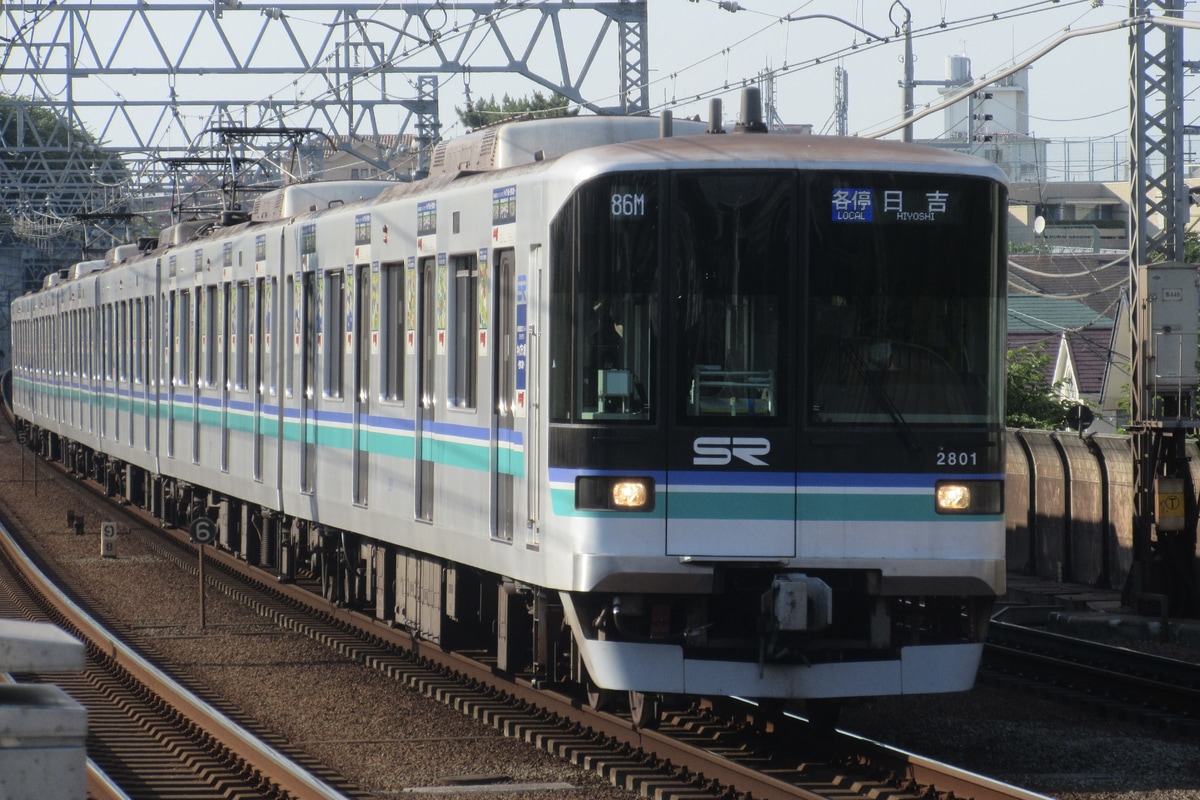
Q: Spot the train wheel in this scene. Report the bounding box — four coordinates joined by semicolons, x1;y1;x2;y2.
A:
628;691;660;729
584;673;618;713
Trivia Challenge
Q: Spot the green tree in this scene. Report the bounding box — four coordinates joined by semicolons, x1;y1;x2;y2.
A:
0;96;132;265
455;90;578;131
1185;230;1200;263
1147;230;1200;263
1006;345;1077;429
1008;240;1052;255
0;96;127;217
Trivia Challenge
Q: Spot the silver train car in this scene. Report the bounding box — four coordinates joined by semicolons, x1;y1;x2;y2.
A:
11;110;1008;724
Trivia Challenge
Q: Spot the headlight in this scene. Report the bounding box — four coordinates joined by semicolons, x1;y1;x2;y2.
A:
935;479;1003;515
936;483;971;511
611;480;649;509
576;476;655;512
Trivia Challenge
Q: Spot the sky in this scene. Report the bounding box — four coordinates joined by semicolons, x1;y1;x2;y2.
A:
640;0;1135;142
0;1;1162;152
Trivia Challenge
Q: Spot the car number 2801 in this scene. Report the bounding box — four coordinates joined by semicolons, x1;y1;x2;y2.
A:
936;450;978;467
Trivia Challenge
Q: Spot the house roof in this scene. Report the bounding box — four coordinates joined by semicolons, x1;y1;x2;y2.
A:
1008;253;1127;320
1063;327;1115;395
1007;331;1060;353
1007;294;1113;334
1005;328;1114;397
1006;331;1061;385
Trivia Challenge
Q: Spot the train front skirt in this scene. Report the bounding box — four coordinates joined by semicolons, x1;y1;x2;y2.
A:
560;594;983;698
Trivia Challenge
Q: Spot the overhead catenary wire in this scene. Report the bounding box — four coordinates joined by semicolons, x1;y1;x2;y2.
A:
1008;254;1127;280
1007;276;1128;302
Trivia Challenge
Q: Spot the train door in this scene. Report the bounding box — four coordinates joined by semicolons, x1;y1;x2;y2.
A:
253;277;265;481
492;249;516;541
300;271;317;493
664;173;797;559
414;256;436;522
352;263;370;506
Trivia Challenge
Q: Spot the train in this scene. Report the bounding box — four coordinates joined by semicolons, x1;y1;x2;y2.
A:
11;95;1009;726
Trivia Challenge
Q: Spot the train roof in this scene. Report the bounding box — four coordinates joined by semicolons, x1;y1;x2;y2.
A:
555;131;1011;185
428;115;708;177
424;115;1007;187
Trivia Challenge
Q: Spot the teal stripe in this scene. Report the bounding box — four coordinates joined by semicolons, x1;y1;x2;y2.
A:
800;493;931;522
551;487;667;519
20;379;523;476
435;438;490;471
668;491;793;520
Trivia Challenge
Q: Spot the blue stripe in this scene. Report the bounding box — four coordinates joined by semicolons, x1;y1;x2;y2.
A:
425;419;491;441
551;468;1001;490
799;472;1004;488
549;468;667;482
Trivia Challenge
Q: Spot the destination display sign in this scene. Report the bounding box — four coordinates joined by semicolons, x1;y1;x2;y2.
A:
832;187;955;224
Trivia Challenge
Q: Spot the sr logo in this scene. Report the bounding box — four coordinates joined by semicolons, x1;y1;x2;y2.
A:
692;436;771;467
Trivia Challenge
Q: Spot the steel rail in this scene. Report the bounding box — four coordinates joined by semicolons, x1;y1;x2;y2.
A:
0;519;354;800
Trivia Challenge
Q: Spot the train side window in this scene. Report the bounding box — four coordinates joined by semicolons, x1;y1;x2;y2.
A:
325;269;345;399
123;300;132;383
381;262;404;403
235;281;250;391
285;275;295;397
118;301;128;382
127;300;135;382
107;304;115;381
100;307;109;381
75;309;82;381
108;304;117;383
449;253;477;410
220;284;230;391
162;296;169;389
146;298;155;388
160;296;168;388
180;290;194;387
267;278;277;396
89;308;97;383
202;286;216;386
134;299;144;384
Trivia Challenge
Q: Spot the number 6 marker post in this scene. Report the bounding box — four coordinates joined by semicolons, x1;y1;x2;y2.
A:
188;518;217;629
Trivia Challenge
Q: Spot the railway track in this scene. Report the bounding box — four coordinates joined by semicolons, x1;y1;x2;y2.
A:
0;518;366;800
0;436;1049;800
982;619;1200;735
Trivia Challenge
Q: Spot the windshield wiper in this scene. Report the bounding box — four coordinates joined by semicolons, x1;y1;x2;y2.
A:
841;341;922;454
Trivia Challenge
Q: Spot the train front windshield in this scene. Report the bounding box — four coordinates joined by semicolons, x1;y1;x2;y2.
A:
550;169;1005;432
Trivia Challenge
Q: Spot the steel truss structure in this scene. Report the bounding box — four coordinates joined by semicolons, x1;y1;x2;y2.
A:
0;0;648;370
0;1;648;216
1127;1;1199;616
